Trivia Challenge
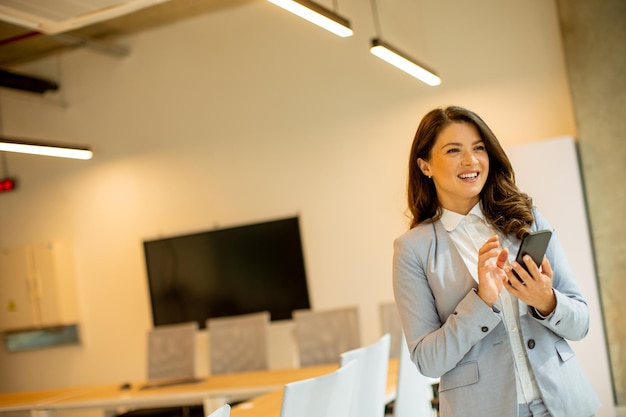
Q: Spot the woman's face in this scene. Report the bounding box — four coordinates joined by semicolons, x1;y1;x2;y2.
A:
417;122;489;215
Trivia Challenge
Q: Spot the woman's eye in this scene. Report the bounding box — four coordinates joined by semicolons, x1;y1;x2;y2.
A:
447;148;460;154
475;145;486;151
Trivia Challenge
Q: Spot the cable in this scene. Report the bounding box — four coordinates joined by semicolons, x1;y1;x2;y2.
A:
1;152;7;178
370;0;382;38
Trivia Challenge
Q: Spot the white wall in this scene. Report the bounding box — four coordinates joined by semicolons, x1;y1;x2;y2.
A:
0;0;600;406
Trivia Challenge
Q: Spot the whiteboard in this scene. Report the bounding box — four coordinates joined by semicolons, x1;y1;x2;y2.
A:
507;136;614;415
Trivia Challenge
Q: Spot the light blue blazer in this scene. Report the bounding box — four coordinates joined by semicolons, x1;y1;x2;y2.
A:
392;209;601;417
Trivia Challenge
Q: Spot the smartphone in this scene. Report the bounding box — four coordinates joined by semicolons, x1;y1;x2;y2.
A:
513;229;552;280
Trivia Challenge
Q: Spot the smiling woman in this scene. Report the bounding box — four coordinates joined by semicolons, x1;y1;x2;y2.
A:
393;106;601;417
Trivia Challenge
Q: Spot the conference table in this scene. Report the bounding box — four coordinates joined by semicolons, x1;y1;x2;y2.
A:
0;359;398;417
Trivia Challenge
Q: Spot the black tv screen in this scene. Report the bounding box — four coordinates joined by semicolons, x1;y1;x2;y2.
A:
143;217;310;328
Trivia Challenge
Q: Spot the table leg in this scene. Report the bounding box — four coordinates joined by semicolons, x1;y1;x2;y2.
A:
203;396;228;415
31;410;54;417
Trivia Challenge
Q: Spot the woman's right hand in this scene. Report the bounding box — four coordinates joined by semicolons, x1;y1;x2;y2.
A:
477;235;509;306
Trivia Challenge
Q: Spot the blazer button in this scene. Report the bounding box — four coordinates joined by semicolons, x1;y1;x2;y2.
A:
527;339;536;349
481;326;489;332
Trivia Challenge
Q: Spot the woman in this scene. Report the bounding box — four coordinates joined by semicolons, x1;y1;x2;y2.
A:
392;106;600;417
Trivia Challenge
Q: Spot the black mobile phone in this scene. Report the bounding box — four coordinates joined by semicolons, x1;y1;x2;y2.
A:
513;229;553;280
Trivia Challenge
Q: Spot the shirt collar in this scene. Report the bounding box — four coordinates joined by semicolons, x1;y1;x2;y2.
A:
440;202;485;232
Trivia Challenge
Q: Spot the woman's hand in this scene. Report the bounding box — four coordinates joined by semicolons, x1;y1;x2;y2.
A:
505;255;557;316
477;235;509;306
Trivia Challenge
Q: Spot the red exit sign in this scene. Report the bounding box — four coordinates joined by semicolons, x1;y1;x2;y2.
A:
0;178;16;192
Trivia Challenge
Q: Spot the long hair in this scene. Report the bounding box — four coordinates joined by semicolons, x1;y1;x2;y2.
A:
407;106;533;239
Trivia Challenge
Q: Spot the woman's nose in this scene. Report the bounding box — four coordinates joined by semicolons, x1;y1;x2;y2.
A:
462;152;477;165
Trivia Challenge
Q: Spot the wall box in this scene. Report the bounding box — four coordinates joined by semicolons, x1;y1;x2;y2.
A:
0;241;80;333
3;324;80;352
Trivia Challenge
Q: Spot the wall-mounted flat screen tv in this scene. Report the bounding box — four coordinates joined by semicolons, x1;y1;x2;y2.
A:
143;216;310;328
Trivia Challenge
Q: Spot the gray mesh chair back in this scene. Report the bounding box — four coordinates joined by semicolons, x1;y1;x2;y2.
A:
293;306;361;367
207;311;270;375
379;301;403;359
147;321;198;380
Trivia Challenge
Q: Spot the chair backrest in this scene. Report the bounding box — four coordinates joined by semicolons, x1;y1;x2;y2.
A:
207;403;231;417
279;359;359;417
379;301;403;359
293;306;361;367
394;333;439;417
207;311;270;375
339;333;391;417
147;321;198;380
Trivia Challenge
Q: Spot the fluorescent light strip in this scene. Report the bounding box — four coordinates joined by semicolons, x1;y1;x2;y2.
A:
0;140;93;160
268;0;353;37
370;39;441;86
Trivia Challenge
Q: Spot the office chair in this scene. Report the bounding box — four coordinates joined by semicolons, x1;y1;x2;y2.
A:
378;302;404;416
207;311;270;375
279;359;359;417
339;333;391;417
147;322;198;380
118;322;201;417
203;311;271;409
292;306;361;367
394;333;440;417
378;301;403;359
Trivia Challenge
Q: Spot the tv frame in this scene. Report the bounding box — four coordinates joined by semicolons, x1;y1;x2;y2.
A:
143;216;310;329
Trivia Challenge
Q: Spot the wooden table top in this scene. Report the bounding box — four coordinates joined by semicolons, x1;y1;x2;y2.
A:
0;358;398;416
0;363;339;413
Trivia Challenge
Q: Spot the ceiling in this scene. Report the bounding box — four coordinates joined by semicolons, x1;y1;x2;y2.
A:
0;0;256;71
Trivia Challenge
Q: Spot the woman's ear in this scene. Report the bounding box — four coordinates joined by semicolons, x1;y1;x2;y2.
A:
417;158;432;178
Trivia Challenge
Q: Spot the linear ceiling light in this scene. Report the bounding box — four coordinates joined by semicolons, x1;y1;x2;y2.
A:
267;0;353;37
370;39;441;86
0;137;93;160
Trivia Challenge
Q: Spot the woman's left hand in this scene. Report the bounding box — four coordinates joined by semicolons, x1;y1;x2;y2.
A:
505;255;557;316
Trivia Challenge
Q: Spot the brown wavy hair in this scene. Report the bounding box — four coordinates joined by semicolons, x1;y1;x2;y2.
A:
407;106;533;239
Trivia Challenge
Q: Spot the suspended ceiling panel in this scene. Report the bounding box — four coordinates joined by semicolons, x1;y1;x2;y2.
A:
0;0;170;34
0;0;256;67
